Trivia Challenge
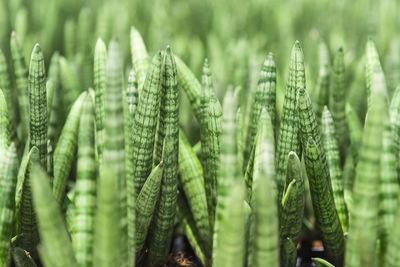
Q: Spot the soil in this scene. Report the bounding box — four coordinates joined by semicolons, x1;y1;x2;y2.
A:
168;236;328;267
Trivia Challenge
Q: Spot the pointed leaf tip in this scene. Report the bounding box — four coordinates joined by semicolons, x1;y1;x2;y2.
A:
288;151;296;158
33;43;41;52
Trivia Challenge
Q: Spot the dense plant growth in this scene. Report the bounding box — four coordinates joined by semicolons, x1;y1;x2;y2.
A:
0;0;399;267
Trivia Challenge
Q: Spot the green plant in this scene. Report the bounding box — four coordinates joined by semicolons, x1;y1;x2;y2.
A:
1;1;400;267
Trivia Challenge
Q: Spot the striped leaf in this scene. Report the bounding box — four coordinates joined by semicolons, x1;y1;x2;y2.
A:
71;94;97;267
199;59;221;229
345;63;388;267
31;164;78;267
123;69;138;194
248;111;279;267
19;147;40;259
178;130;211;256
28;43;47;168
47;52;62;145
125;69;139;116
128;51;162;264
365;39;386;109
276;41;303;203
299;89;344;265
213;181;245;267
15;141;34;227
0;89;9;149
46;80;54;125
280;152;304;267
212;88;244;267
130;26;149;91
94;38;107;161
303;137;344;266
135;162;163;252
385;195;400;267
378;119;399;265
330;48;348;163
152;47;179;166
176;191;209;266
10;32;29;141
0;49;16;142
389;86;400;180
244;109;274;200
149;47;179;266
53;91;87;205
104;39;128;265
322;106;348;233
175;55;202;121
130;51;162;196
246;52;276;161
123;69;138;261
93;162;122;267
0;144;18;264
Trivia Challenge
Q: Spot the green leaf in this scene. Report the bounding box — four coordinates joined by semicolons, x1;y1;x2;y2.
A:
71;94;97;267
47;52;62;145
104;39;127;252
135;162;163;252
178;130;211;256
345;62;388;267
53;91;87;205
175;55;202;121
94;38;107;161
130;26;149;92
93;162;122;267
59;57;80;110
248;111;279;267
279;152;304;267
28;43;47;169
378;119;399;266
0;49;17;142
276;41;304;204
330;48;348;163
322;106;348;232
148;47;180;265
245;52;276;162
19;147;40;259
345;102;363;163
303;137;344;266
213;181;245;267
10;32;29;141
0;144;18;264
199;59;221;229
315;40;331;121
312;257;335;267
31;164;78;267
0;89;9;149
213;88;245;267
176;191;209;266
130;51;162;196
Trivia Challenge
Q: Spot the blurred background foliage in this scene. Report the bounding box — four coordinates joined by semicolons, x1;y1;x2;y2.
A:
1;0;399;140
